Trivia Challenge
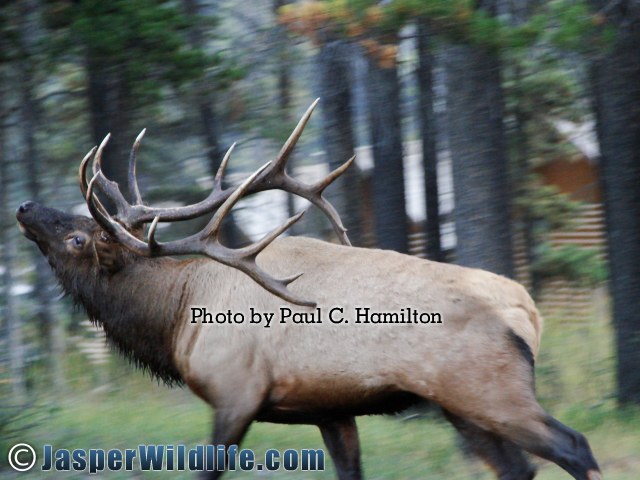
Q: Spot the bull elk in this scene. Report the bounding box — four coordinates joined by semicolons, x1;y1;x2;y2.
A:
16;100;601;480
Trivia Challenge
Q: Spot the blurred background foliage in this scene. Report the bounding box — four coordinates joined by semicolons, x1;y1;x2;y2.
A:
1;0;639;478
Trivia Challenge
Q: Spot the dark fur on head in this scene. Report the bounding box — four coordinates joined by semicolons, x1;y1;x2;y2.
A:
17;202;185;386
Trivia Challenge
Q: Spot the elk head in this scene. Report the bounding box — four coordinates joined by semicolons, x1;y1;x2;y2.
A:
17;201;124;276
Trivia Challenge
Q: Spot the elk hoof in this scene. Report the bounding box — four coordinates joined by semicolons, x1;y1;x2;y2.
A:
587;470;603;480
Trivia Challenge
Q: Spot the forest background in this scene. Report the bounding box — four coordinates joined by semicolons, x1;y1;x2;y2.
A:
1;0;639;478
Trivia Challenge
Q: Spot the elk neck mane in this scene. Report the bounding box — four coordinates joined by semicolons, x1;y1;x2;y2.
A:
56;249;192;386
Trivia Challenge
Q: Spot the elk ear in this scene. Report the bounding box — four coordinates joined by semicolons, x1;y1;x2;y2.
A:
94;238;124;272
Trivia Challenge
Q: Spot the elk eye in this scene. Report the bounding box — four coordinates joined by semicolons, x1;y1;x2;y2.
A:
68;235;86;250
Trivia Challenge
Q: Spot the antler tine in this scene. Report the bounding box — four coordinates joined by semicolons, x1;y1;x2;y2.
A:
309;196;350;245
239;210;305;259
147;216;160;250
271;97;319;174
269;155;354;246
128;129;146;205
80;146;112;219
201;161;271;239
86;173;118;236
92;134;110;175
311;156;355;245
79;146;97;197
89;133;134;223
314;155;356;193
267;100;352;245
232;258;315;307
214;143;236;188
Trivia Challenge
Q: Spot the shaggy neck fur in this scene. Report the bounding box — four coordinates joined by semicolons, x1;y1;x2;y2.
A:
53;252;191;386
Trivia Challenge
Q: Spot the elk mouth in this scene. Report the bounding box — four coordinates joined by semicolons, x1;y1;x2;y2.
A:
16;215;49;256
17;221;37;242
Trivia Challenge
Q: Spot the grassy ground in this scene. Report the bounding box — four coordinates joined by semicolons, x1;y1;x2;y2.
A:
3;299;640;479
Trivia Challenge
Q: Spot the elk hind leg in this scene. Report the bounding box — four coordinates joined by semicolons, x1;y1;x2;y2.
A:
446;396;601;480
484;338;600;480
443;409;536;480
318;416;363;480
517;414;601;480
422;331;601;480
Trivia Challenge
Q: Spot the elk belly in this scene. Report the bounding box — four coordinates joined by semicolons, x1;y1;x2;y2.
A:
279;307;323;324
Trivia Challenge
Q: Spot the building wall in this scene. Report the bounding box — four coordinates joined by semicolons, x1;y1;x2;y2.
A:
536;157;601;203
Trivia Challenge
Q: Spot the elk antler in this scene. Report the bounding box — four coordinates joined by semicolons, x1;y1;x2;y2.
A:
79;99;354;306
80;99;352;244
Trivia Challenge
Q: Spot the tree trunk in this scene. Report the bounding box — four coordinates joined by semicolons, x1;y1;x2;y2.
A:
366;50;408;253
591;4;640;404
510;61;539;298
416;21;443;262
182;0;242;246
182;0;224;173
86;56;132;195
274;0;299;235
316;36;363;245
444;40;514;277
1;73;26;402
17;0;65;388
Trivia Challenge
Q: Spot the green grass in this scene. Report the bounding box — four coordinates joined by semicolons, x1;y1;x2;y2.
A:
2;298;640;479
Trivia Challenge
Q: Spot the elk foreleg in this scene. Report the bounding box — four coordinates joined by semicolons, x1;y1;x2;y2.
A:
443;409;536;480
201;404;261;480
318;416;363;480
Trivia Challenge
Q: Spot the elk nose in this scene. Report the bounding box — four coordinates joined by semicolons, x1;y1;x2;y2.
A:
17;201;34;214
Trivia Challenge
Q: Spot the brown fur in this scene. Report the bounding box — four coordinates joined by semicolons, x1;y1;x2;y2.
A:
16;201;601;480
